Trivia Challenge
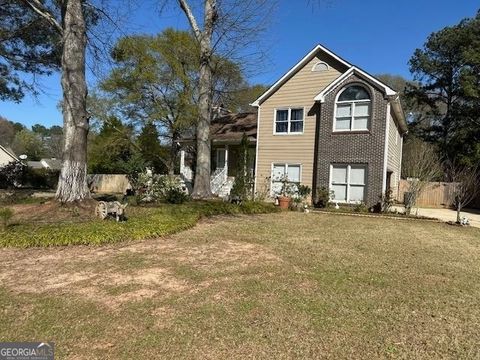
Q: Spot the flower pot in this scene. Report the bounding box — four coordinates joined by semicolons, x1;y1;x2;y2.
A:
278;196;291;210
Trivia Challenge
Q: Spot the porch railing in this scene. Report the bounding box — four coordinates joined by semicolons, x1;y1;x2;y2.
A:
211;167;227;195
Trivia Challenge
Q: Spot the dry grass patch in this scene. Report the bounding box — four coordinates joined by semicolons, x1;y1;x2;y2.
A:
1;212;480;358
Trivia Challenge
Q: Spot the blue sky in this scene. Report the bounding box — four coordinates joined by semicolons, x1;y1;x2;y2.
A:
1;0;478;128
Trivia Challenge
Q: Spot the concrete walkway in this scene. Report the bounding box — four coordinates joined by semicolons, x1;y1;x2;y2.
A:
393;206;480;228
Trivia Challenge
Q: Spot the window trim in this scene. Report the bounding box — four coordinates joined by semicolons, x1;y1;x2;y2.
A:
333;84;371;133
273;107;305;135
270;162;302;197
311;61;329;72
329;163;368;203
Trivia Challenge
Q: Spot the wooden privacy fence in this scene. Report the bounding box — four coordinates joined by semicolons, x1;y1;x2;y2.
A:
88;174;132;194
398;180;457;208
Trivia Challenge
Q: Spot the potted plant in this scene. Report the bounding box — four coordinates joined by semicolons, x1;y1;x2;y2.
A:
277;175;295;209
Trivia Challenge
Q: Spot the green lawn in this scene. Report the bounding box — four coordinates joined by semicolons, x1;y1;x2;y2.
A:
1;212;479;358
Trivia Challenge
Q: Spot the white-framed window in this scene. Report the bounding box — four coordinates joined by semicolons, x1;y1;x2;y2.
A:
330;164;367;203
274;108;304;134
271;163;301;195
334;85;371;132
312;61;329;72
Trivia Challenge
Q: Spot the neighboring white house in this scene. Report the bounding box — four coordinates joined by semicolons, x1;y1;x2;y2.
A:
0;145;18;167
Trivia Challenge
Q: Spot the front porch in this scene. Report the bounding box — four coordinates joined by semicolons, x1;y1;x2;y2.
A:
179;112;257;198
180;142;256;197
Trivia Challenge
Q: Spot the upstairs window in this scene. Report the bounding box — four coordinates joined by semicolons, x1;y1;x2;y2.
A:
334;85;371;132
275;108;304;134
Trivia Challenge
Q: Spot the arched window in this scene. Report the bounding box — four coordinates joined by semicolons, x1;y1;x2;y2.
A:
312;61;329;72
334;85;371;131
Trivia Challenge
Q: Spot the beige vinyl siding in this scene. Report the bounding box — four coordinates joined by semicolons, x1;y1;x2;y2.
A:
387;107;402;199
256;53;345;196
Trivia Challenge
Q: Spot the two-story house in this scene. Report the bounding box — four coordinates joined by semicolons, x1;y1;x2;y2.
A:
251;44;407;206
180;44;407;207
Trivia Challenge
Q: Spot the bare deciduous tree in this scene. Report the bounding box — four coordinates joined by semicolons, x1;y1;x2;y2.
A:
446;161;479;223
172;0;273;198
402;136;443;215
22;0;89;202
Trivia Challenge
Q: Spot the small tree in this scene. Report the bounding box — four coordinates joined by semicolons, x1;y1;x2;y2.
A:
446;161;479;224
402;137;443;214
230;134;254;201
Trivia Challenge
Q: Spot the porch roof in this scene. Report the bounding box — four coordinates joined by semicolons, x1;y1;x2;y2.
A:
210;112;257;143
180;112;257;144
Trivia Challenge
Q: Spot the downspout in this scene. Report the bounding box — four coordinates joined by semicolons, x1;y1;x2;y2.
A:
382;102;391;194
252;105;261;198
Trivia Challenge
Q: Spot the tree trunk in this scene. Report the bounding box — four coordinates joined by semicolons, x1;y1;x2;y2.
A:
457;203;461;223
190;1;215;199
191;57;212;197
55;0;90;202
168;132;177;176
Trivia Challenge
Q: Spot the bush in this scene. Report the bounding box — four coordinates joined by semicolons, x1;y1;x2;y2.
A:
23;168;60;189
134;172;189;204
353;202;368;213
314;187;332;208
379;188;394;213
165;187;190;204
0;207;13;230
0;161;26;189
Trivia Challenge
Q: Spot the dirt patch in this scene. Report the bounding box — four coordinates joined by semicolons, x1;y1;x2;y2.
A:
9;200;98;224
0;217;282;309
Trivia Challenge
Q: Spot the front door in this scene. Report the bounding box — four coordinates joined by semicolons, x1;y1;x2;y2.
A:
216;148;226;169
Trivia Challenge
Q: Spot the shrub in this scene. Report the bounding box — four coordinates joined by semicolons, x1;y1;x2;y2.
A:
292;184;312;209
0;161;26;189
230;134;255;201
379;188;394;213
254;176;271;201
133;172;189;203
314;187;332;208
23;168;60;189
353;202;368;213
165;187;190;204
0;207;13;230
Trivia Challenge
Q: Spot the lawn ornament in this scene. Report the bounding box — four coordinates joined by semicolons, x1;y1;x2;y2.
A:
95;201;128;222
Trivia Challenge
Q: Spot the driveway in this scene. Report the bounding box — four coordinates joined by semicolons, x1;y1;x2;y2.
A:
394;206;480;228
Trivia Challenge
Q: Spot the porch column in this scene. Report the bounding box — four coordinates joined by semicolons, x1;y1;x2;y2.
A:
180;150;186;178
224;145;229;175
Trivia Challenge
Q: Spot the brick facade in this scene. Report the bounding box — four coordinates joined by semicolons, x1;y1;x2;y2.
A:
314;73;389;207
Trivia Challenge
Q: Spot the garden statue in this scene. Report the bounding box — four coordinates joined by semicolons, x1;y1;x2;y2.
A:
95;201;128;222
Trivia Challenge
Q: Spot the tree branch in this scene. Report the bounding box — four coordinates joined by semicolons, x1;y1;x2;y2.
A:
177;0;202;40
23;0;63;35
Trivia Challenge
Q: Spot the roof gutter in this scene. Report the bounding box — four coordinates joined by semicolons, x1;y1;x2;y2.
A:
388;95;408;134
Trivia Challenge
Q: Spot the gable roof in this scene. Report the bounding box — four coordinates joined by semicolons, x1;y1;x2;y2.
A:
313;66;396;102
251;44;352;107
314;66;407;133
251;44;407;133
0;145;18;162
